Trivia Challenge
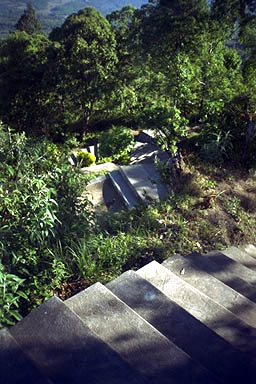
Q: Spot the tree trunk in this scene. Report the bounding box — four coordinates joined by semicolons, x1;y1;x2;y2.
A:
80;109;91;142
242;119;256;163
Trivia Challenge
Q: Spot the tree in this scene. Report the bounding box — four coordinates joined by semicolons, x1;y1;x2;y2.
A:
15;1;42;35
138;0;210;65
0;31;50;135
195;40;242;123
48;7;117;140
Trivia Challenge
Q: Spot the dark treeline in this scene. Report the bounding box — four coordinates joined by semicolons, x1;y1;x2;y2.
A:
0;0;256;163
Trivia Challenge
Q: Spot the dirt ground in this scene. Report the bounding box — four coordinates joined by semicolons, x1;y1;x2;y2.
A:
199;164;256;247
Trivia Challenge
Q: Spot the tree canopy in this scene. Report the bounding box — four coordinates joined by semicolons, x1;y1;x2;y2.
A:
48;7;117;139
0;1;255;161
15;1;42;35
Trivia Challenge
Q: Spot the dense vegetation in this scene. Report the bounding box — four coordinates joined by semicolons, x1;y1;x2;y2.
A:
0;0;256;327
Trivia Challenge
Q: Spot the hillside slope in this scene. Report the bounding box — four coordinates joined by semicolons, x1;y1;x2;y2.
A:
0;0;145;39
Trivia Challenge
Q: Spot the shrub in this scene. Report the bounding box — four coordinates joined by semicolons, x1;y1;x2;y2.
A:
0;262;28;327
77;151;96;167
99;125;134;161
0;123;92;327
116;152;131;165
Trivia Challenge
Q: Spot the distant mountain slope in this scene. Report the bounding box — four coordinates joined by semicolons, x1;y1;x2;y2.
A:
0;0;146;39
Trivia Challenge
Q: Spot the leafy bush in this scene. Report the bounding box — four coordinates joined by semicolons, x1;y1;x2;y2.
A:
99;125;134;161
0;123;92;327
0;262;28;327
97;156;113;164
77;151;96;167
116;152;131;165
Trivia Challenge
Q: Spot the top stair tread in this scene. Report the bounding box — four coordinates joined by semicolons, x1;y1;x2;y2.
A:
162;253;256;328
107;269;252;384
243;244;256;258
66;282;218;384
120;164;164;202
9;296;148;384
221;246;256;270
136;261;256;356
0;328;51;384
206;249;256;282
142;163;169;200
200;250;256;302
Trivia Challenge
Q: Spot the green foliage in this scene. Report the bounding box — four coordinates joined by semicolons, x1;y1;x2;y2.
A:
1;0;256;329
15;1;42;35
48;7;118;139
0;262;28;327
153;105;189;155
77;151;96;167
99;125;134;160
0;31;50;135
225;196;241;218
199;130;234;164
0;123;92;326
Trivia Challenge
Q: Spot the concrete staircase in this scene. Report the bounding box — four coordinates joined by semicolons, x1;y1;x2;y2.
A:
108;164;169;210
1;244;256;383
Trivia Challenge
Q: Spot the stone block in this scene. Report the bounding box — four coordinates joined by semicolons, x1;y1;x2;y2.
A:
162;253;256;328
67;282;218;384
185;251;256;304
9;296;148;384
222;246;256;271
136;261;256;356
107;270;251;384
0;328;51;384
243;244;256;258
120;165;161;202
108;170;139;209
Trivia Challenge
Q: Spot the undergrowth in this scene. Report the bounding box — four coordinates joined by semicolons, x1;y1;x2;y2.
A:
1;127;255;327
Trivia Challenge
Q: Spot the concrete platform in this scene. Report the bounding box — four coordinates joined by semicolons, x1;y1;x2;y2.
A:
162;253;256;328
66;283;218;384
107;270;250;384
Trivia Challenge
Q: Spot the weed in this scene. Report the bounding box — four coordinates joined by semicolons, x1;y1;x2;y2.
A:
225;196;241;218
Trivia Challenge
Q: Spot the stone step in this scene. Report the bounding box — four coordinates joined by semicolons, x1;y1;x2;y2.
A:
203;250;256;302
136;261;256;356
142;163;169;200
107;270;251;384
221;246;256;271
0;328;52;384
9;296;149;384
162;253;256;328
66;282;218;384
120;164;164;203
243;244;256;258
108;170;139;210
206;250;256;283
